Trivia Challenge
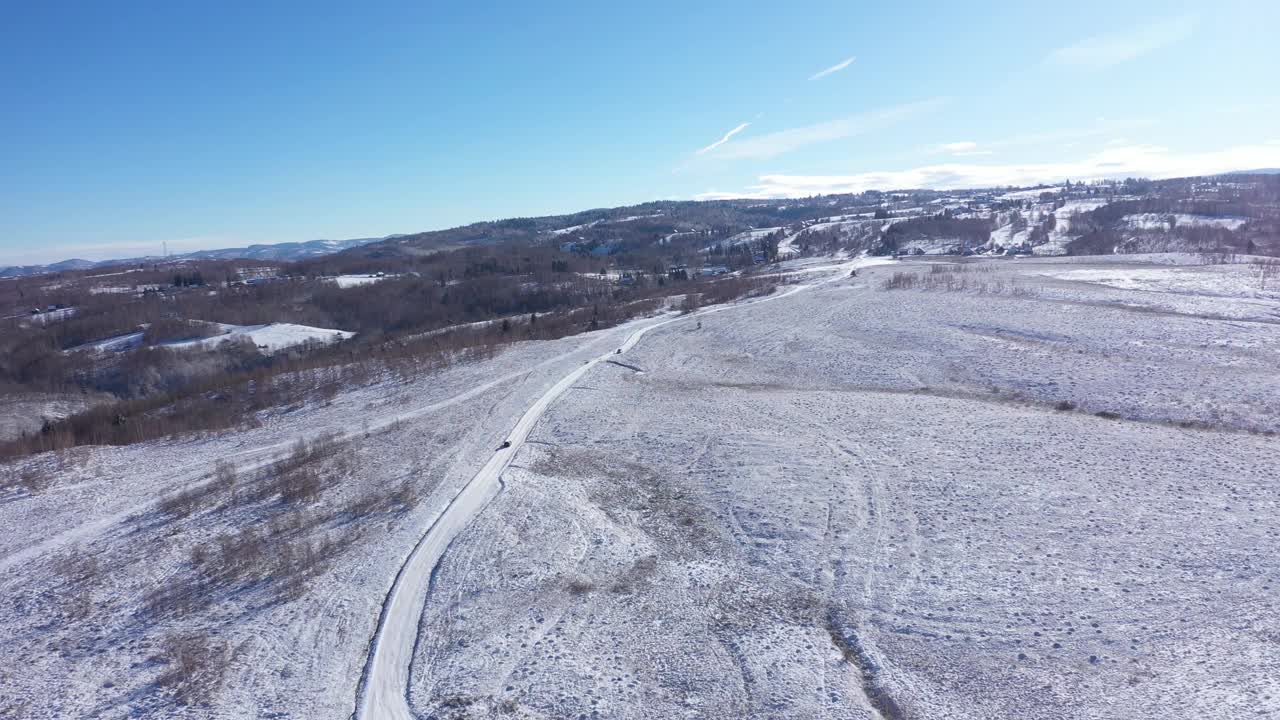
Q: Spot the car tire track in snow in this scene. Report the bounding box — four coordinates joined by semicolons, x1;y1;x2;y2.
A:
352;256;889;719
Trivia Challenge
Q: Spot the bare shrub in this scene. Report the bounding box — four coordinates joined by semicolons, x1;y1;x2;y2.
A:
156;631;230;706
273;538;329;601
929;263;992;275
567;577;595;595
143;318;220;346
212;459;237;493
276;466;323;505
342;479;420;518
254;435;348;506
143;574;211;619
1253;258;1280;290
384;480;420;511
881;272;918;290
188;518;343;604
882;268;1038;296
158;485;208;519
1;461;52;494
1199;251;1239;265
214;527;269;582
55;547;98;620
22;467;52;493
610;555;658;594
272;434;342;476
54;547;99;585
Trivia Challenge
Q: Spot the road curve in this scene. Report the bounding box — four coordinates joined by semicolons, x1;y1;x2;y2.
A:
352;257;883;719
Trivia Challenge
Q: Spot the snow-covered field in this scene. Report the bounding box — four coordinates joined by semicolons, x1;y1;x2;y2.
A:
549;220;602;236
999;186;1063;200
707;227;783;252
1039;262;1280;300
331;274;391;288
3;254;1278;718
405;257;1280;719
1123;213;1251;231
169;323;355;353
72;323;354;355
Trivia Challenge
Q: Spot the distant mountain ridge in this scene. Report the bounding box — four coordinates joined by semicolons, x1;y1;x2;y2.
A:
9;171;1279;279
0;236;397;278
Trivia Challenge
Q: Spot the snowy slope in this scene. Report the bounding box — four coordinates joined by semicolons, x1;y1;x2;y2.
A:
406;256;1280;719
169;323;354;353
331;274;392;288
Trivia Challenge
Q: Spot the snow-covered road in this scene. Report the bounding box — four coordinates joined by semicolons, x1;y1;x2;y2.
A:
353;257;883;719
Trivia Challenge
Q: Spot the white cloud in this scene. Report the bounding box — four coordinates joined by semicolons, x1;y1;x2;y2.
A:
937;141;993;157
696;122;751;155
701;98;945;161
695;142;1280;199
809;56;855;80
1047;14;1197;69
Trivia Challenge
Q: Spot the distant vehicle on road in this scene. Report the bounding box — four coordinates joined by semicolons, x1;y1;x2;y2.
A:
497;440;511;450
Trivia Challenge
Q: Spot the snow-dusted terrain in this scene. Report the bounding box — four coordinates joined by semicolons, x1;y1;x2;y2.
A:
332;274;393;289
403;256;1280;718
0;393;110;443
1122;213;1251;231
72;322;354;355
3;254;1277;718
170;323;355;353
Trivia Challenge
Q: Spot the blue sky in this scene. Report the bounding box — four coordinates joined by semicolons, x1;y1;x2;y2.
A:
2;0;1277;264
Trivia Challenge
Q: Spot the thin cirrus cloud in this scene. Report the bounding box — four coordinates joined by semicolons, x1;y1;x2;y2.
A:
1;236;241;266
1047;14;1197;69
696;122;751;155
808;56;855;81
698;98;946;161
695;142;1280;199
684;53;856;163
